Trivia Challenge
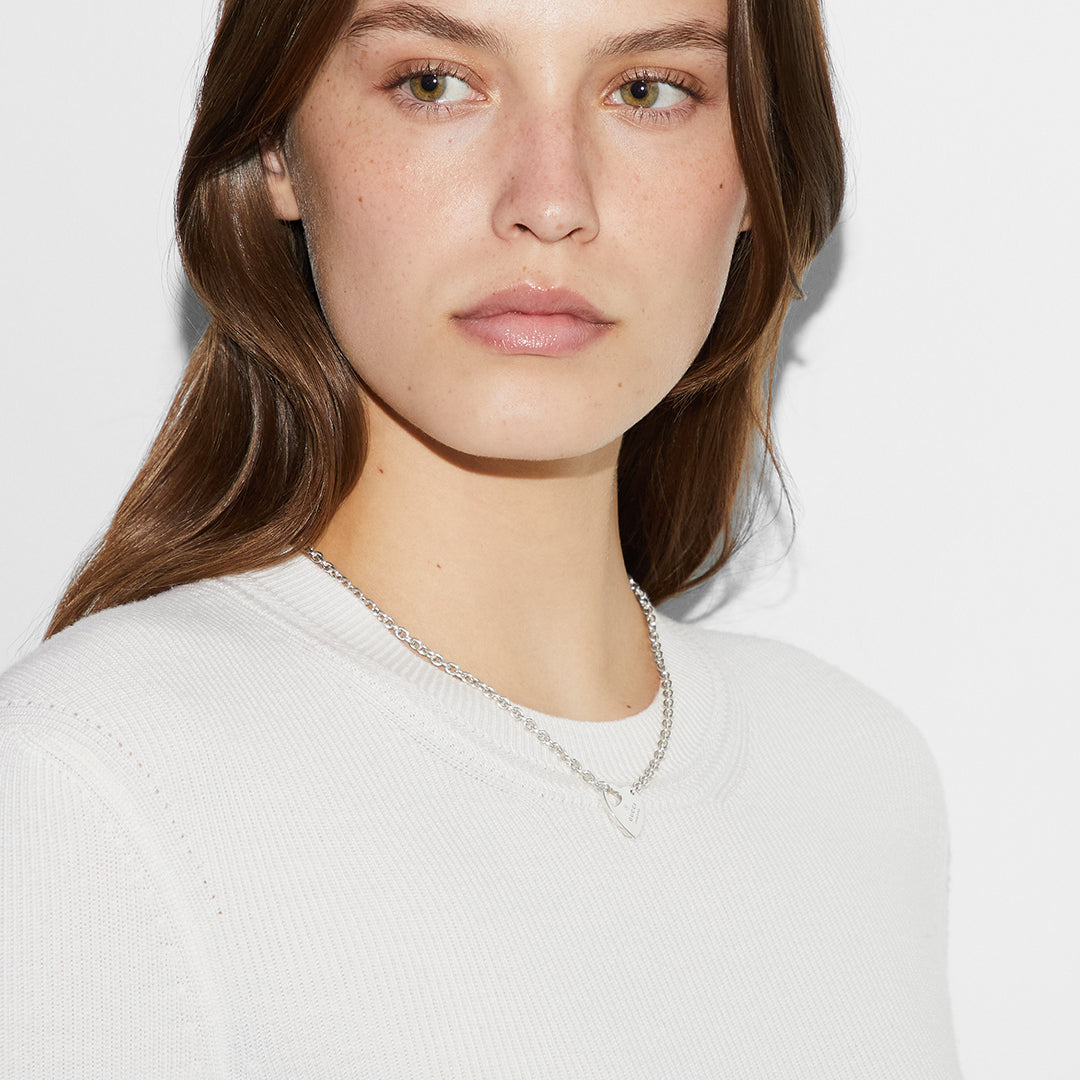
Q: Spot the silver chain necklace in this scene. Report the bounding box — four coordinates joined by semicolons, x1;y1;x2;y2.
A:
306;548;673;838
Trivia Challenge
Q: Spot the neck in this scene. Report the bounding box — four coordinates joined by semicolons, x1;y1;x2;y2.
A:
314;399;658;722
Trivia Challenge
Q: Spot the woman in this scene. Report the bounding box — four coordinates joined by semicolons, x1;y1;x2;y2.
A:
0;0;961;1075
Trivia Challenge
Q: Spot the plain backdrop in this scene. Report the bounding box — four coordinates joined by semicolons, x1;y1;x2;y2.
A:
2;1;1077;1076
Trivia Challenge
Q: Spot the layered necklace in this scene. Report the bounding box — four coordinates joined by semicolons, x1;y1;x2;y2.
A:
307;549;673;838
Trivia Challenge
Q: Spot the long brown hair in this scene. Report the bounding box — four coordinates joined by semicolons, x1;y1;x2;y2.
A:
47;0;844;638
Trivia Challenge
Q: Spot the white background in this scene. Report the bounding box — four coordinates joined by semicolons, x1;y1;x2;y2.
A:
2;1;1077;1076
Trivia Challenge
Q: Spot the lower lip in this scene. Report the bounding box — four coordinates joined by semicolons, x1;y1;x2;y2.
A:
454;312;610;356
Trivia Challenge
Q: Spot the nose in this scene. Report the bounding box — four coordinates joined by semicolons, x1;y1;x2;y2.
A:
490;107;600;244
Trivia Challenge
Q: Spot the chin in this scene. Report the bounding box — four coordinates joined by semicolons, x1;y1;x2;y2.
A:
440;426;622;467
368;380;652;470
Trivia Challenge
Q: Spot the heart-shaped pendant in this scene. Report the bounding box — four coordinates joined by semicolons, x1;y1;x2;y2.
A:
603;786;644;839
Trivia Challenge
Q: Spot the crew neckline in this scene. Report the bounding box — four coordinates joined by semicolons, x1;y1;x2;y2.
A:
224;555;745;810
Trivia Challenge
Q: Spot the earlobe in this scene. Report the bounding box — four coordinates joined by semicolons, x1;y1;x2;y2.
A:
260;139;301;221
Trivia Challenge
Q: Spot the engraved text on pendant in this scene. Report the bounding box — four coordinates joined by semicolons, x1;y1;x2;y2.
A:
603;787;644;839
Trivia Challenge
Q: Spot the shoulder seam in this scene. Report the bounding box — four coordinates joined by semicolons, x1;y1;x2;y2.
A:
3;726;229;1074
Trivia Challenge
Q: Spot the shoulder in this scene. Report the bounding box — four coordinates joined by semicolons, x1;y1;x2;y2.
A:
659;615;945;815
2;574;274;712
0;570;312;783
660;613;903;721
1;590;232;1074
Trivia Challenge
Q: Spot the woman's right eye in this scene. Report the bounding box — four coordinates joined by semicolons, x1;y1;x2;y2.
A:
404;71;475;104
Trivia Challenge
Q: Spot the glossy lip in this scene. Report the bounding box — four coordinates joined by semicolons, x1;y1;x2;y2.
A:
456;284;611;323
453;284;614;357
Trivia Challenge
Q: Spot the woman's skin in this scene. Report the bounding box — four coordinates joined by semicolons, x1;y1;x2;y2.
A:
263;0;748;722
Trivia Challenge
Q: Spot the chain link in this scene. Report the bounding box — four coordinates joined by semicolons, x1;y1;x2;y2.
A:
307;549;673;798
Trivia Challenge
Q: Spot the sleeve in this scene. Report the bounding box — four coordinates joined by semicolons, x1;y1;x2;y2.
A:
2;727;220;1078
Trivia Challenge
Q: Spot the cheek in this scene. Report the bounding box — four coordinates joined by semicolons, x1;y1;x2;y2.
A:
679;152;746;278
301;184;410;350
618;168;745;404
634;157;746;337
298;129;480;338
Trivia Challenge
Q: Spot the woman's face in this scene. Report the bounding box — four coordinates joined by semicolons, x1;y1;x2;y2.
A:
266;0;747;462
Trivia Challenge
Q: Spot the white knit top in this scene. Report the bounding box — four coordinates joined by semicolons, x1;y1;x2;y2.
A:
1;555;961;1078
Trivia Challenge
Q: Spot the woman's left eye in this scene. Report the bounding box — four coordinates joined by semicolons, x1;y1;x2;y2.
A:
613;79;689;110
405;71;475;104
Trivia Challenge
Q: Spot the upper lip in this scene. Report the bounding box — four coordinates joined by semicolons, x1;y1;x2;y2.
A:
455;284;611;324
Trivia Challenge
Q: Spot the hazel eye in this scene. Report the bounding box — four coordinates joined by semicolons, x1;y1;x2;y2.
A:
407;71;474;103
617;79;688;109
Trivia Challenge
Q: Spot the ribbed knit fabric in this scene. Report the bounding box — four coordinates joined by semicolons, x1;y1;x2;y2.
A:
1;555;960;1078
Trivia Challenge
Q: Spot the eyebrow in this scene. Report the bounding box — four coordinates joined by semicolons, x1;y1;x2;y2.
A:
346;4;727;60
589;21;729;61
347;3;510;55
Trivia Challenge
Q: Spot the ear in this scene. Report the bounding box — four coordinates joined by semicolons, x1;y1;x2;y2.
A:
261;138;301;221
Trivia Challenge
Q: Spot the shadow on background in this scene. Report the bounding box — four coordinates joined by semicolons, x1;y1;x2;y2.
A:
663;224;846;622
177;276;210;358
777;224;845;381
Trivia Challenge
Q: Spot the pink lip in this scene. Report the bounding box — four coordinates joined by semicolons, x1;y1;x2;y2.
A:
453;285;613;356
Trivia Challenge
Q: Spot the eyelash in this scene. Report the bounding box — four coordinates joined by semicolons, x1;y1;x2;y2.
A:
610;68;702;126
381;62;704;123
382;61;481;116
